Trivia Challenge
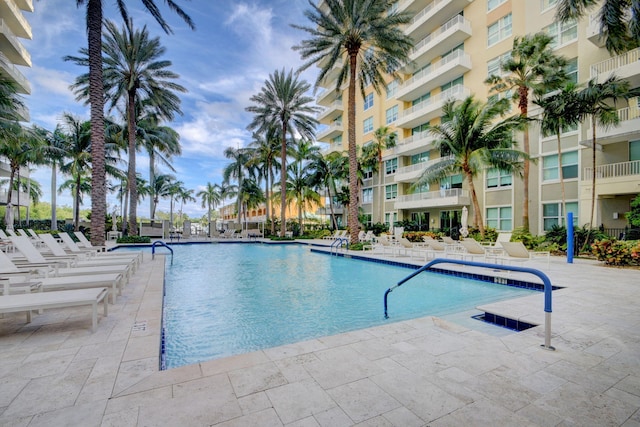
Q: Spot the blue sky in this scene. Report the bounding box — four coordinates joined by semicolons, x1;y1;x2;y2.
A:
23;0;319;219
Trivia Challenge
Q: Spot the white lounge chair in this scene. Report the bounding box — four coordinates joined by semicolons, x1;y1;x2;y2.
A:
74;232;106;251
0;288;108;332
498;241;550;269
459;238;501;261
57;233;143;267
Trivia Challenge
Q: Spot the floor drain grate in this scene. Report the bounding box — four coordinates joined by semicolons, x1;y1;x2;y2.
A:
132;320;147;332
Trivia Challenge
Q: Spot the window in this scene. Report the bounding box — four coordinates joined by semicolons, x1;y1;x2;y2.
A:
543;202;578;231
363;116;374;134
541;0;558;11
631;140;640;161
364;93;374;110
385;212;398;227
412;123;430;135
412;93;430;106
331;135;342;144
488;0;507;12
385;158;398;175
487;52;511;78
543;151;578;181
386;80;398;99
362;188;373;203
566;58;578;84
440;174;463;189
486;168;512;188
385;105;398;124
362;165;373;180
441;76;463;93
546;19;577;48
488;13;512;46
486;206;512;231
411;151;430;164
385;184;398;200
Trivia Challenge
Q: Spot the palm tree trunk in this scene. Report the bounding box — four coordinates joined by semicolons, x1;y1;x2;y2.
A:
74;175;81;231
378;156;384;224
5;168;16;227
51;162;58;231
467;171;485;237
269;165;276;235
149;155;155;218
127;90;138;235
327;184;337;230
87;0;106;246
347;53;360;244
207;202;212;237
519;85;530;232
557;130;566;224
280;123;287;237
589;120;597;229
122;191;129;234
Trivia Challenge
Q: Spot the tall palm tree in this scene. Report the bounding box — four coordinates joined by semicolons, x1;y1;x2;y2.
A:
176;186;195;230
308;150;348;230
557;0;639;54
68;0;193;246
248;128;281;235
246;69;319;237
415;97;526;237
165;179;186;230
293;0;413;243
151;173;176;220
575;76;635;229
238;178;265;230
486;33;567;232
66;19;186;236
534;83;581;224
42;125;69;230
362;126;397;224
223;146;251;227
197;182;221;237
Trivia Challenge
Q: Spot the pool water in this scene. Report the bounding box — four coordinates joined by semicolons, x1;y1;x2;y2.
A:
139;244;536;369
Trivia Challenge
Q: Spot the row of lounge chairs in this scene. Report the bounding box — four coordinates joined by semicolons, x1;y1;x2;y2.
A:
0;231;144;332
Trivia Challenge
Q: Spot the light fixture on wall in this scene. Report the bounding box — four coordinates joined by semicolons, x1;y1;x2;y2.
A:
613;212;619;219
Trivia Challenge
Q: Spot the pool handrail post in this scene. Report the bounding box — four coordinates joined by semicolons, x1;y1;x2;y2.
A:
567;212;574;264
151;240;174;264
383;258;555;350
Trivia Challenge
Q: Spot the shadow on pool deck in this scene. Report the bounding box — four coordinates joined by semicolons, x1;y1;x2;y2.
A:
0;244;639;426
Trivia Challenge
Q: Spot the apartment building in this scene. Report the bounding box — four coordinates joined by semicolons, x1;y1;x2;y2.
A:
0;0;33;209
315;0;639;237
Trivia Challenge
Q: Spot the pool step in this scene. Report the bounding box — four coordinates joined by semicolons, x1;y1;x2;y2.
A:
472;311;537;332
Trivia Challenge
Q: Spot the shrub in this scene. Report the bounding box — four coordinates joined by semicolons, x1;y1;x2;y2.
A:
368;222;389;236
117;236;151;244
511;227;544;249
592;239;640;266
403;231;438;242
349;242;368;251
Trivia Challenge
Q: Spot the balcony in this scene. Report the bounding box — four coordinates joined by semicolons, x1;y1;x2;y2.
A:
316;205;344;216
394;155;453;183
0;0;31;39
0;190;30;206
316;122;344;142
321;141;344;155
396;85;470;129
317;100;344;122
404;0;473;40
590;47;640;88
0;52;30;94
0;18;31;66
397;50;471;101
586;13;606;47
394;131;437;156
14;0;33;12
403;15;471;71
582;160;640;196
397;0;434;14
395;188;470;210
580;106;640;148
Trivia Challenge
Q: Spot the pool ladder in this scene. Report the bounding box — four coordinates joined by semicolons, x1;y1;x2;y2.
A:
330;237;349;255
152;240;174;264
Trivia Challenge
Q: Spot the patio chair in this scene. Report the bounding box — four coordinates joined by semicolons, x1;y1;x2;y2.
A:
459;238;502;261
57;233;143;267
498;241;550;269
74;232;106;252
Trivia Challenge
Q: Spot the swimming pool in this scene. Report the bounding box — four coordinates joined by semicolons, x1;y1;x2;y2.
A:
134;243;537;369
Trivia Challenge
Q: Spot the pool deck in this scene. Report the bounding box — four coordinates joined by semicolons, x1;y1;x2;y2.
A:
0;239;639;426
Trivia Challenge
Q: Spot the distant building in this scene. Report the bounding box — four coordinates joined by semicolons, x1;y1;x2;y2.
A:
315;0;639;237
0;0;33;209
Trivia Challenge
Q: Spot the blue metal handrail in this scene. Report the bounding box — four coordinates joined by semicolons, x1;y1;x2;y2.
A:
383;258;555;350
151;240;174;264
330;237;349;255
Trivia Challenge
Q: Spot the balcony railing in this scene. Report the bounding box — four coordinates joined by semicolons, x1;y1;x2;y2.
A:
583;159;640;181
396;155;453;175
396;188;469;203
399;85;469;119
590;47;640;78
399;50;470;91
0;18;31;66
412;15;468;54
0;51;30;93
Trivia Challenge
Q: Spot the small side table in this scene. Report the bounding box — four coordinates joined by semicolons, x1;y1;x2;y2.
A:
107;231;122;240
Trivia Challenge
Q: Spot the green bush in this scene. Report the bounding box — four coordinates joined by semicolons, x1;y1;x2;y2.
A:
592;239;640;266
117;236;151;244
511;227;544;249
368;222;389;236
403;231;438;242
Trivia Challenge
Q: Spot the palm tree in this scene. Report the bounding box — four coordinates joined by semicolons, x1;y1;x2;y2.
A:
67;0;193;246
246;69;319;237
42;125;69;230
238;178;265;230
415;97;526;237
534;83;581;224
362;126;397;224
223;146;251;227
0;78;25;125
575;76;634;229
486;33;567;232
66;19;186;236
308;150;348;230
197;182;221;237
557;0;639;54
293;0;413;243
150;173;176;220
248;128;281;235
176;186;195;231
165;179;186;230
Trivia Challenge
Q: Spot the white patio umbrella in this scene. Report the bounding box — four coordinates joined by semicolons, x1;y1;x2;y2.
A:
112;207;118;231
459;206;469;238
5;203;14;231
